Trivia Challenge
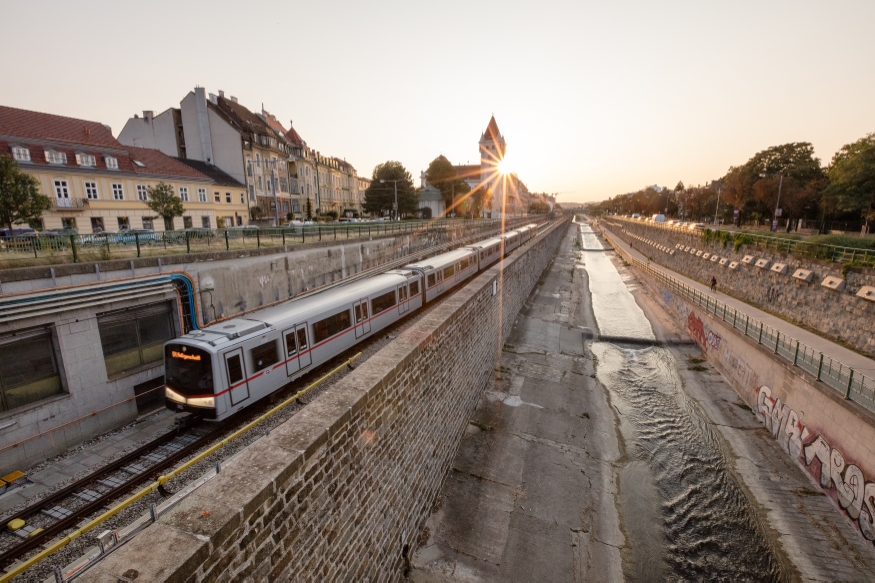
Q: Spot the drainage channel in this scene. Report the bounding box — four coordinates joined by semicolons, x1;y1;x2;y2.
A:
577;221;785;581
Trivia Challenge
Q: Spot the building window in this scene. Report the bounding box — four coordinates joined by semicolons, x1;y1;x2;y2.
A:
0;328;63;412
75;153;96;167
179;186;189;202
84;181;99;199
12;146;31;162
105;156;119;170
112;183;124;200
137;184;148;201
255;153;261;167
62;217;76;230
142;217;153;230
248;185;255;201
257;176;263;191
225;192;231;203
98;303;174;377
91;217;105;232
292;200;300;213
201;216;210;228
53;180;70;201
183;216;193;229
214;191;221;203
117;217;130;230
45;149;67;164
246;159;253;176
198;188;207;203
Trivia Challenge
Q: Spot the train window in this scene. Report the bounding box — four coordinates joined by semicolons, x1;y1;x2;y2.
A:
312;309;352;343
461;258;469;270
285;331;297;356
443;265;454;279
250;341;279;371
227;354;244;384
372;290;396;315
361;302;368;320
410;280;419;296
297;328;308;350
427;273;436;288
354;304;362;323
399;286;407;301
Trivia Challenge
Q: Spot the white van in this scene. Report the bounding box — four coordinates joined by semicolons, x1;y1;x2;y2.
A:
651;214;666;223
632;213;641;220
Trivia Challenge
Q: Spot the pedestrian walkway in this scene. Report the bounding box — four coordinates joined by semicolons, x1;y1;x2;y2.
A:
600;224;875;377
0;409;176;516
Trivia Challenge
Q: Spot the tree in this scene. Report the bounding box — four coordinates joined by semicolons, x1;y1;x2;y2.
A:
425;155;471;215
145;182;185;230
824;133;875;231
363;161;417;218
0;155;51;230
470;185;493;218
305;197;313;220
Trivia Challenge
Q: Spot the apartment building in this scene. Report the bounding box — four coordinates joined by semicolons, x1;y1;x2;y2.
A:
0;105;246;233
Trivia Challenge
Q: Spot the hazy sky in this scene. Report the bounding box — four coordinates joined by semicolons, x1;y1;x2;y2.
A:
3;1;874;203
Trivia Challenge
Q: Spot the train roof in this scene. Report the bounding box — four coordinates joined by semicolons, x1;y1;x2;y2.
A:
254;270;414;326
466;236;502;249
404;247;475;272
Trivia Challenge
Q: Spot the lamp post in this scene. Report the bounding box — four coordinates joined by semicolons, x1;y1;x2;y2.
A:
760;173;784;231
380;179;402;221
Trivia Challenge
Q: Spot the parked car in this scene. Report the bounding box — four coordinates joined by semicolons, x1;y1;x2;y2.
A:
0;228;39;251
689;223;706;231
115;229;160;245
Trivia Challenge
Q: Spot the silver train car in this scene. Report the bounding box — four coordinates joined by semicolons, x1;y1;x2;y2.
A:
163;224;541;421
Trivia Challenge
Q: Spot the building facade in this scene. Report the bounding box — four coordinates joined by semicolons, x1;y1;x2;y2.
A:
0;106;247;233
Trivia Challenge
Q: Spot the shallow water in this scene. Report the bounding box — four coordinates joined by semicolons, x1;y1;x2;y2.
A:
579;222;784;581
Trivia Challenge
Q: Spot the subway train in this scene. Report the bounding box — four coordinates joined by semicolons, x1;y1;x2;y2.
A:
162;223;541;421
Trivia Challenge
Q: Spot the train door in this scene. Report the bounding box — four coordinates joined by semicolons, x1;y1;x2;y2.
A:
283;327;301;376
398;284;409;314
436;270;444;294
224;348;250;406
296;324;311;369
354;299;371;338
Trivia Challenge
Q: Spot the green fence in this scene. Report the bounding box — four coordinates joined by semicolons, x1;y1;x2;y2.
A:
615;241;875;415
0;218;533;268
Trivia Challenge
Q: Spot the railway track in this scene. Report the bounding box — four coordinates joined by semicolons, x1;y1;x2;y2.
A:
0;218;556;579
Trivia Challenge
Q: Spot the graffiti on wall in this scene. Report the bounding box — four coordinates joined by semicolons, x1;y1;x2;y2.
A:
659;286;875;544
757;385;875;542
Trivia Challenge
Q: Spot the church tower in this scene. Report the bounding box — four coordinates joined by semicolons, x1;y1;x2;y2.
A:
479;116;506;217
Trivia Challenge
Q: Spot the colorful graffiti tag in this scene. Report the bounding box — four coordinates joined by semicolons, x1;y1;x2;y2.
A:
757;385;875;542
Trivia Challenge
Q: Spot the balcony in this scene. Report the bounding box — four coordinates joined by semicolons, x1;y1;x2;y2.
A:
51;197;88;211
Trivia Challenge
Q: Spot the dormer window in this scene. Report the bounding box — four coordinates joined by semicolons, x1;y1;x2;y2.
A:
11;146;31;162
75;152;96;167
104;155;119;170
45;149;67;164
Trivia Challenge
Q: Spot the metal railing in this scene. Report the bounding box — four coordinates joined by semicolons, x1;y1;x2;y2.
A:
609;216;875;265
603;229;875;415
0;217;536;267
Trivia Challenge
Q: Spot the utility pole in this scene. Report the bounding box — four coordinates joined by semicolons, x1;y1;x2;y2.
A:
714;187;721;226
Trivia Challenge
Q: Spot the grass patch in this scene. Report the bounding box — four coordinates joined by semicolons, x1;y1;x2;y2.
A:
689;357;706;364
622;260;630;267
470;421;494;432
689;365;708;371
579;412;590;419
735;402;752;412
503;343;514;350
538;280;545;286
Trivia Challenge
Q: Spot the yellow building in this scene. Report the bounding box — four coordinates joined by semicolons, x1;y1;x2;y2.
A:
0;105;248;233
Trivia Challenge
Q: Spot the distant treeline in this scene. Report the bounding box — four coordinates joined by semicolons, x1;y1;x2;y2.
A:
589;134;875;233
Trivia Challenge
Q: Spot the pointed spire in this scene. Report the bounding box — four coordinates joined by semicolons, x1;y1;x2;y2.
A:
484;116;501;140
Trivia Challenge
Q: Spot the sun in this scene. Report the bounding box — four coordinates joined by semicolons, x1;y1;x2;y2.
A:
497;158;511;175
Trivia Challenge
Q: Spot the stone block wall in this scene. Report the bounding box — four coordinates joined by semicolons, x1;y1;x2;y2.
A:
601;217;875;356
83;220;568;582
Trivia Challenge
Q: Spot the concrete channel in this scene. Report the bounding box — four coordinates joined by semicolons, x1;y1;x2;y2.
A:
412;221;875;581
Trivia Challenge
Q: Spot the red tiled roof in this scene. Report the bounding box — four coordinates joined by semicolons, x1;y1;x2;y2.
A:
210;96;271;134
1;139;136;173
261;113;289;140
126;146;211;180
0;105;122;149
285;124;306;148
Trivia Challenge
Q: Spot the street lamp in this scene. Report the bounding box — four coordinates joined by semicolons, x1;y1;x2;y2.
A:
380;179;403;221
759;173;784;231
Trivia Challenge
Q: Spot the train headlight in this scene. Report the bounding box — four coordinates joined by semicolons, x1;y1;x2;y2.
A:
165;387;186;404
187;396;215;408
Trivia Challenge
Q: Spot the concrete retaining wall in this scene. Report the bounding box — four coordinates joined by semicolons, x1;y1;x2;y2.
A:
602;217;875;357
623;248;875;547
83;220;568;582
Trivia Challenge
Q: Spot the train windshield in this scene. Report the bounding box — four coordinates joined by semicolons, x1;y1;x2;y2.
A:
164;344;213;396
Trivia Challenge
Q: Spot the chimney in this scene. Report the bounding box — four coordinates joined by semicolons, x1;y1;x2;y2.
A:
230;96;238;103
208;93;218;104
218;90;225;98
143;110;154;122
